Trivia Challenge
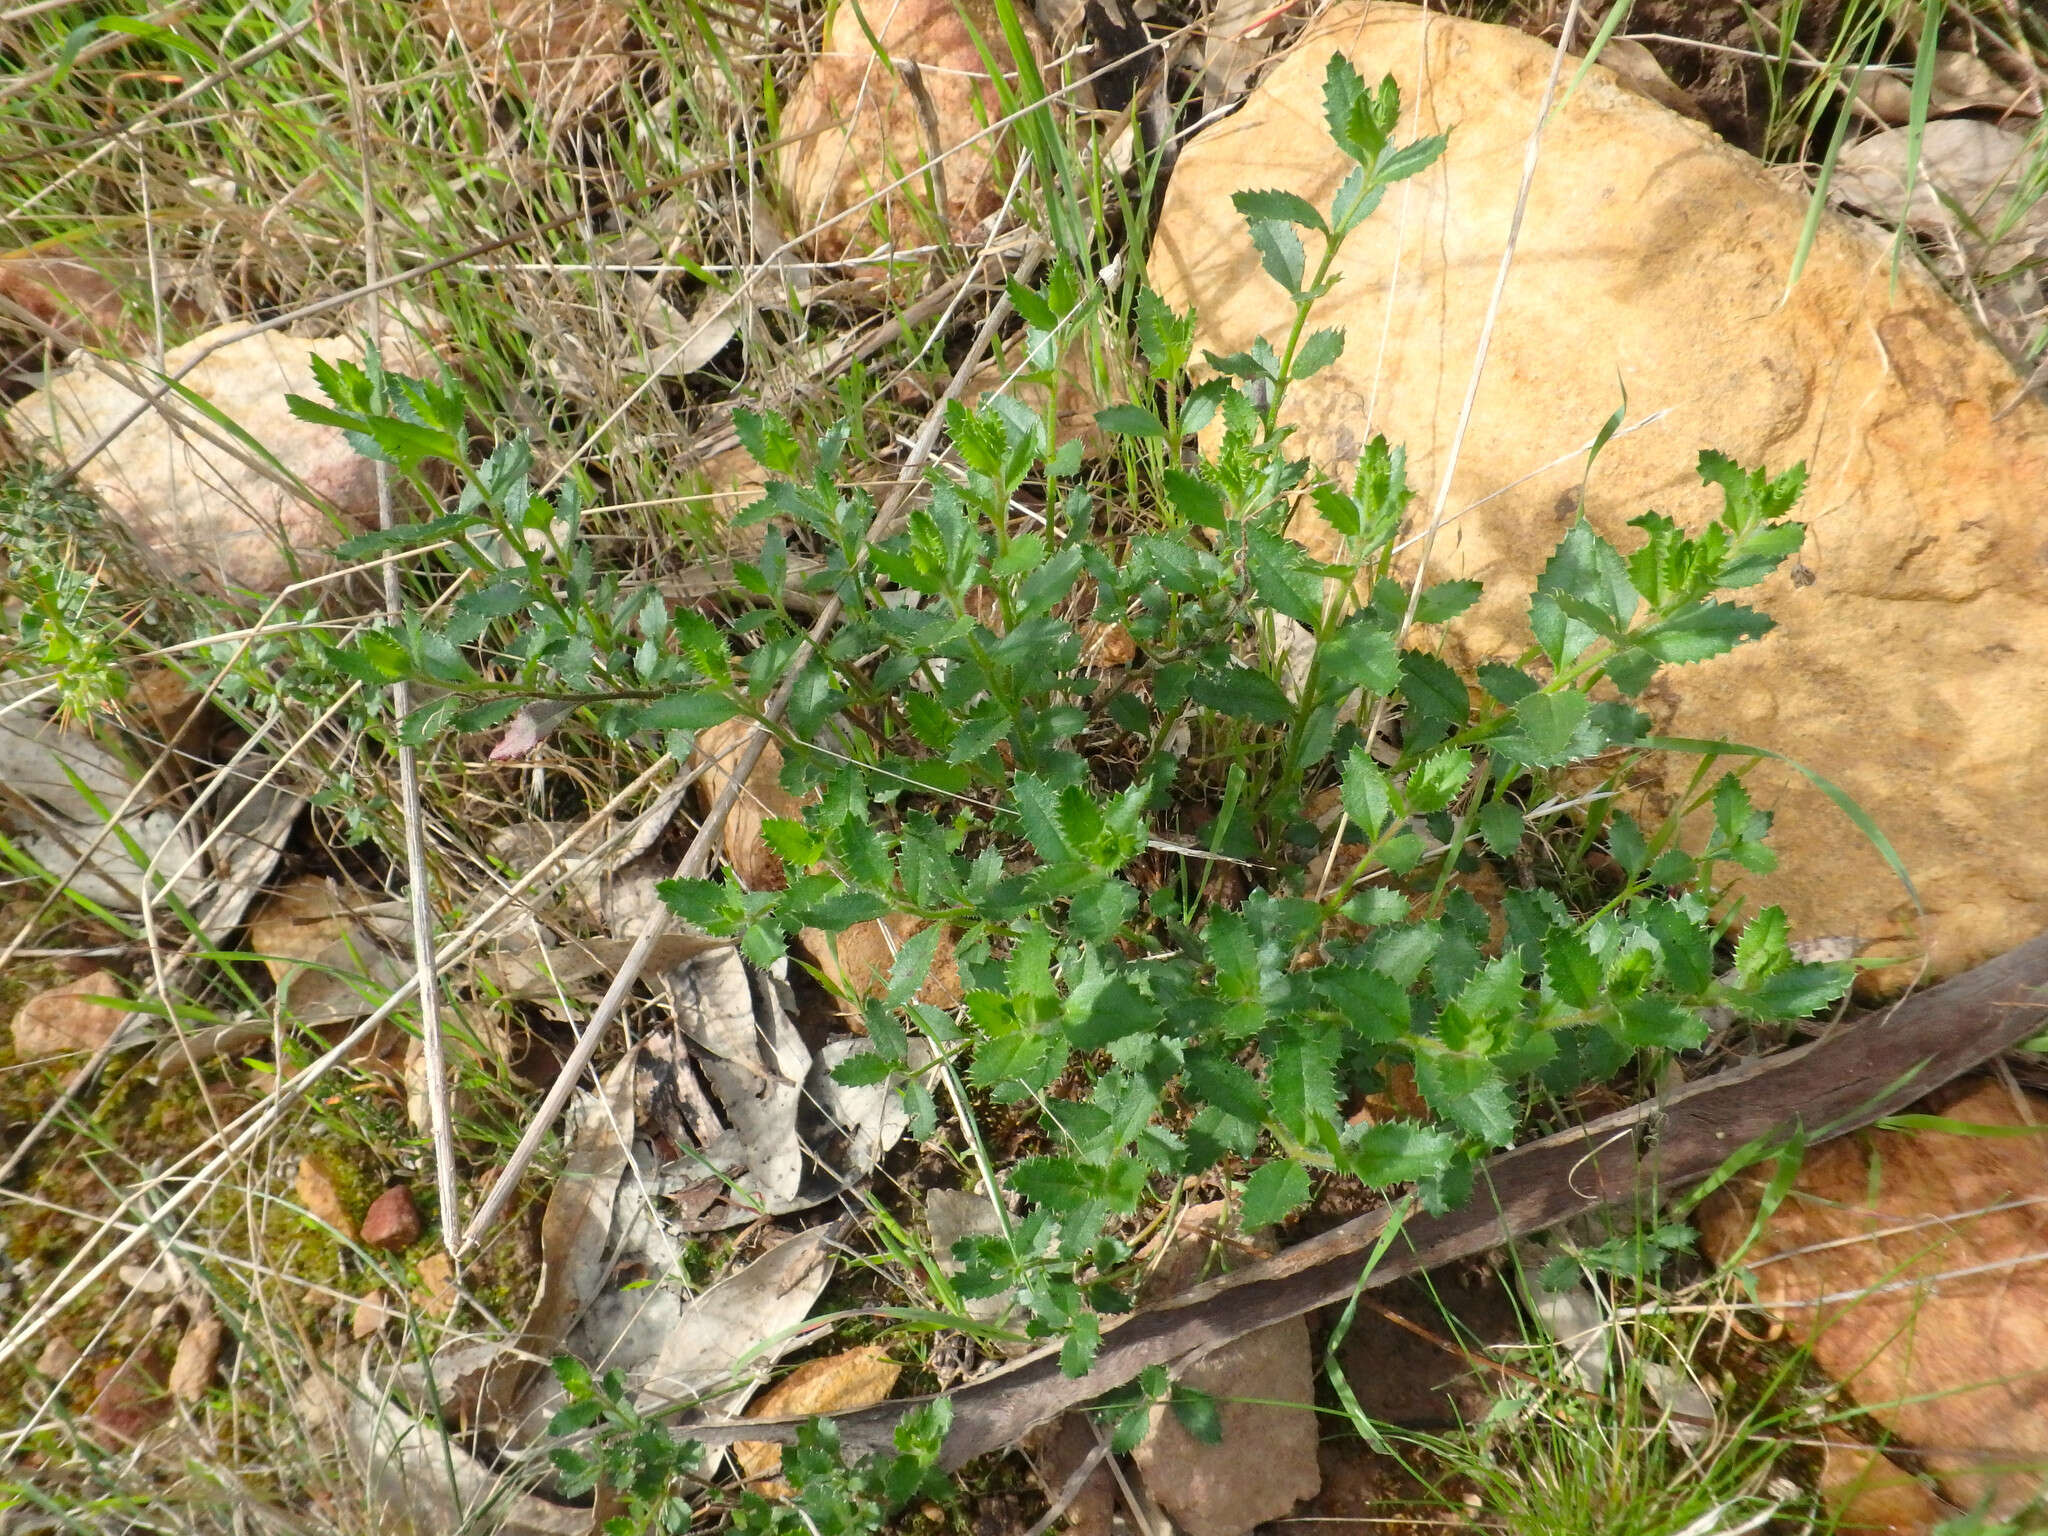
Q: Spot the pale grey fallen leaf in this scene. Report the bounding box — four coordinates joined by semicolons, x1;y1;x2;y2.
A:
1201;0;1279;118
639;1224;840;1412
1854;51;2032;125
1640;1359;1717;1451
1515;1247;1609;1395
345;1384;587;1536
519;1051;639;1370
664;949;809;1209
1790;935;1859;965
510;1223;841;1442
0;704;202;910
926;1186;1016;1330
1833;119;2048;265
621;275;739;378
489;700;578;762
807;1037;925;1177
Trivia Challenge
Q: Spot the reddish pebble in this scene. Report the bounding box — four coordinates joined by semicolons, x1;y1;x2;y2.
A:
359;1185;422;1250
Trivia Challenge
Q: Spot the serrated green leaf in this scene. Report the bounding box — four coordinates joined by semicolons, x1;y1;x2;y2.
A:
1743;962;1853;1021
1413;1053;1515;1144
1266;1028;1342;1139
1405;747;1472;814
1477;801;1524;856
1734;906;1791;983
1293;327;1346;379
1246;527;1324;627
1231;188;1326;232
1412;579;1484;625
1340;747;1395;837
1240;1160;1312;1230
1637;601;1774;663
1094;403;1166;439
1543;926;1602;1009
630;691;741;733
1246;219;1306;295
1344;1121;1457;1186
1189;664;1293;725
1323;617;1400;693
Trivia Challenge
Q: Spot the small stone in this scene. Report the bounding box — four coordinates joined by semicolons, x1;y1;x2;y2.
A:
352;1290;393;1340
34;1335;82;1381
168;1314;225;1404
10;970;126;1061
293;1154;357;1242
360;1185;423;1251
415;1252;458;1318
90;1352;171;1445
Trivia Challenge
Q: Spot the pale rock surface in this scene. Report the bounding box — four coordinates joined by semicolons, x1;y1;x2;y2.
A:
774;0;1042;266
1151;3;2048;980
423;0;630;118
4;324;436;595
11;970;127;1061
1130;1202;1320;1536
1698;1079;2048;1520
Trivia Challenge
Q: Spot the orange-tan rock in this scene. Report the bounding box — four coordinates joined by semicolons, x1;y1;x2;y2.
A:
1151;3;2048;980
774;0;1043;267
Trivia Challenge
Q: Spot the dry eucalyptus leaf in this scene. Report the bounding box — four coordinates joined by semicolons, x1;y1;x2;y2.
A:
168;1314;226;1404
664;949;810;1210
346;1387;589;1536
1592;39;1707;123
509;1223;841;1444
414;1254;460;1319
247;875;409;1025
735;1345;902;1488
1200;0;1279;117
294;1155;357;1242
11;970;127;1061
0;706;202;912
1698;1079;2048;1518
617;276;739;377
403;1014;514;1134
422;0;631;120
635;1224;840;1412
519;1052;638;1364
690;716;808;891
0;249;135;359
1854;51;2032;125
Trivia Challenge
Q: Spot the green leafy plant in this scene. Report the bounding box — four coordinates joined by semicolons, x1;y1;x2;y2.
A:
547;1356;706;1535
289;53;1856;1378
545;1355;952;1536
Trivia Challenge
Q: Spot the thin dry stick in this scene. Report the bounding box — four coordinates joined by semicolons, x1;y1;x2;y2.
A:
345;19;465;1264
456;245;1047;1251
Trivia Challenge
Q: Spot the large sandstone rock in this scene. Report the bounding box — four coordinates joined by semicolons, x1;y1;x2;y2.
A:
1698;1079;2048;1519
1151;4;2048;980
774;0;1041;267
4;324;433;595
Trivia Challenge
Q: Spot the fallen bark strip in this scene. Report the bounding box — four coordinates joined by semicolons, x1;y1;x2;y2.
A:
711;931;2048;1468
